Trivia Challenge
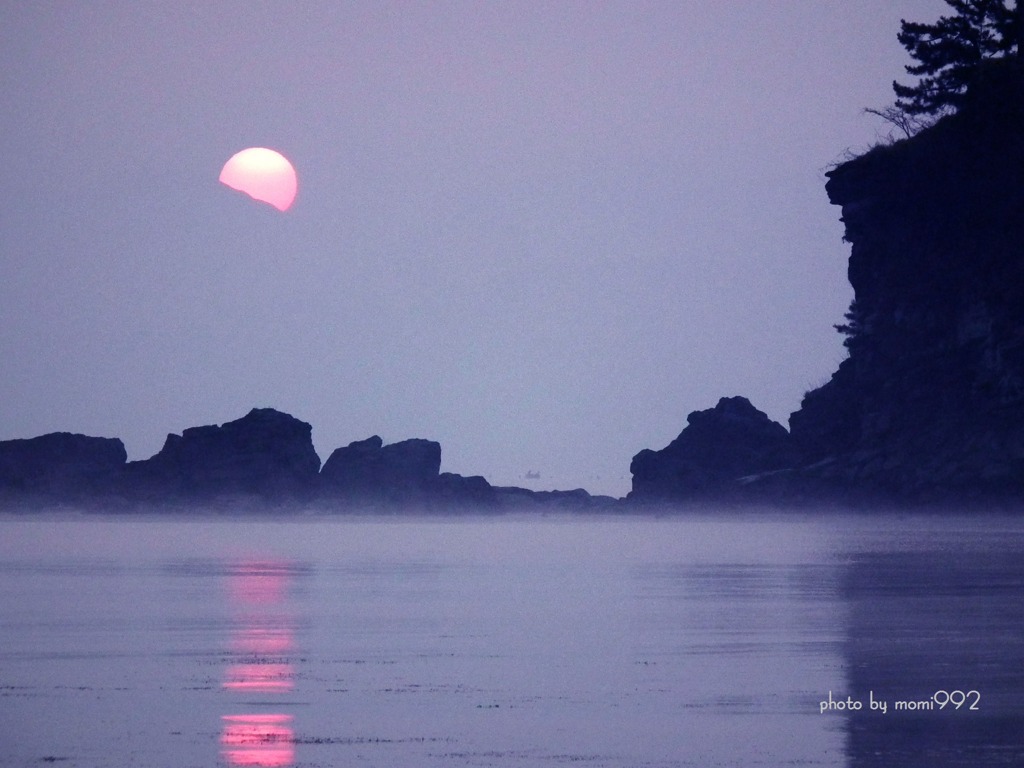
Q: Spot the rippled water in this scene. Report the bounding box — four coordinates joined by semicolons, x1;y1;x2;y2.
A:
1;512;1022;767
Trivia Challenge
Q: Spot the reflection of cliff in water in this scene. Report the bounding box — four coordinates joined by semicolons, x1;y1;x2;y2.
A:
841;546;1024;766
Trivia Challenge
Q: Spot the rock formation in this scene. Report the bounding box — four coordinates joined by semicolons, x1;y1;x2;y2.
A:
495;485;617;511
0;432;126;506
123;408;321;504
784;73;1024;504
0;408;615;511
435;472;498;508
320;435;449;505
629;73;1024;507
317;434;608;509
320;436;438;491
628;397;795;503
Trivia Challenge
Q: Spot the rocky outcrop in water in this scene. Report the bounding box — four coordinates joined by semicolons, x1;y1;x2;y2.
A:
123;408;321;504
319;435;471;506
316;434;617;509
0;408;613;511
320;436;439;495
494;485;618;511
628;397;795;504
0;432;126;505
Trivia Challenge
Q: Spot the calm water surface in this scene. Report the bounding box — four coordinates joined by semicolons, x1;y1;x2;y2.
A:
0;512;1022;767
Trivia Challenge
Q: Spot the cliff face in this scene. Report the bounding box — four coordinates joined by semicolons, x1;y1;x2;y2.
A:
787;76;1024;502
630;75;1024;506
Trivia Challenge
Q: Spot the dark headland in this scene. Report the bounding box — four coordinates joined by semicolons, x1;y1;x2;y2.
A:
4;71;1024;513
634;67;1024;510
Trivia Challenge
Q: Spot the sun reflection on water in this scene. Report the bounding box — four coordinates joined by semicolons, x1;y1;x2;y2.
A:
221;560;300;767
229;627;294;655
220;714;295;767
223;662;294;692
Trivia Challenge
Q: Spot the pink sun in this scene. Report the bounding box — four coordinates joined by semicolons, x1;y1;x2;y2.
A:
219;147;298;211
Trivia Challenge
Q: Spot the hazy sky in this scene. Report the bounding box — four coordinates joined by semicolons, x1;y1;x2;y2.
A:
1;1;946;497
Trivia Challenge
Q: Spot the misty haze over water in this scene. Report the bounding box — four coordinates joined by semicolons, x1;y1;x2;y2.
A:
1;511;1022;767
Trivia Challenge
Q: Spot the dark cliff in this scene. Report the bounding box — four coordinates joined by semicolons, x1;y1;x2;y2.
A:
631;75;1024;507
786;75;1024;503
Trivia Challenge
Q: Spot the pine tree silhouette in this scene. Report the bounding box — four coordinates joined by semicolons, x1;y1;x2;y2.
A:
893;0;1023;115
